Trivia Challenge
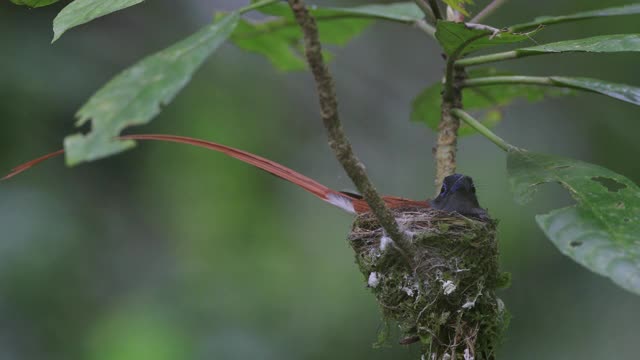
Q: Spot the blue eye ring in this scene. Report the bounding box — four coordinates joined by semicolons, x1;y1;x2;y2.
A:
440;182;448;194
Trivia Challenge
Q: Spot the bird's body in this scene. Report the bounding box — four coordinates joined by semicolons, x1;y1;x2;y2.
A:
2;134;487;218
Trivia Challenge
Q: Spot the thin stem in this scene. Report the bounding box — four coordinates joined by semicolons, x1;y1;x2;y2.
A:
455;50;518;67
450;109;515;152
238;0;280;14
415;19;437;38
285;0;414;267
463;75;555;87
427;0;443;20
470;0;508;23
414;0;436;21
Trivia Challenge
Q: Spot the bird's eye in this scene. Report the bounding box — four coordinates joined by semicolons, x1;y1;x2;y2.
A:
440;183;448;194
471;186;476;194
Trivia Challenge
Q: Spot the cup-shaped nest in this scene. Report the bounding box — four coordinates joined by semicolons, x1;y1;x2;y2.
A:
349;207;509;360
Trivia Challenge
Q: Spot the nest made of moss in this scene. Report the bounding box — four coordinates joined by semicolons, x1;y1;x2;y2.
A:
349;207;509;360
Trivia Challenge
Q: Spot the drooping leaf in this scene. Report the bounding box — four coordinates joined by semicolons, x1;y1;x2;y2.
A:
507;150;640;296
10;0;59;8
549;77;640;106
443;0;473;16
63;13;240;165
232;2;423;71
411;69;569;136
518;34;640;55
436;21;538;56
52;0;144;42
510;3;640;31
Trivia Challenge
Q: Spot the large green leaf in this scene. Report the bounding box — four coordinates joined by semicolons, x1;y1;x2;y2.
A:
232;2;423;71
508;150;640;295
411;69;569;136
10;0;59;8
436;21;538;56
549;77;640;106
510;3;640;31
63;13;239;165
52;0;144;42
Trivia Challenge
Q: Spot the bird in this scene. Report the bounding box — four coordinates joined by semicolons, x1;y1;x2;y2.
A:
2;134;487;218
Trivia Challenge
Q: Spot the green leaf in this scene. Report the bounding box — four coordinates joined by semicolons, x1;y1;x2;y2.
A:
518;34;640;55
443;0;473;16
232;2;422;71
436;21;538;56
508;150;640;296
549;77;640;106
411;69;569;136
63;13;240;165
510;3;640;31
52;0;144;43
10;0;58;8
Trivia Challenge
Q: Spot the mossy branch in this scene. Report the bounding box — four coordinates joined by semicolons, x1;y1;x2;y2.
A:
286;0;413;265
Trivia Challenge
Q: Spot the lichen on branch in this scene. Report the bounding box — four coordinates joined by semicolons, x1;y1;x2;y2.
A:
286;0;412;262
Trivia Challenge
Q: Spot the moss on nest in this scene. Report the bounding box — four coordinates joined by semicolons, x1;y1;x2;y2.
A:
349;207;509;360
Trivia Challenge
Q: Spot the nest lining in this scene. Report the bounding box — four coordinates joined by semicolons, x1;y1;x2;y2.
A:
348;207;509;360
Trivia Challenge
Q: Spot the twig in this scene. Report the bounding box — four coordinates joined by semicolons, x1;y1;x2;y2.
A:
471;0;508;23
285;0;414;266
450;108;517;152
414;0;435;20
414;19;437;38
425;0;443;20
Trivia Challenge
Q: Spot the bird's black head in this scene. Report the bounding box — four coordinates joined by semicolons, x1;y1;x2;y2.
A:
431;174;488;219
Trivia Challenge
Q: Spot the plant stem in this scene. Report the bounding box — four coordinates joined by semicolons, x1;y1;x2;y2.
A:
415;19;437;38
450;109;515;152
433;32;486;191
414;0;436;20
463;75;555;87
470;0;508;23
285;0;414;267
455;50;518;67
427;0;443;20
238;0;280;14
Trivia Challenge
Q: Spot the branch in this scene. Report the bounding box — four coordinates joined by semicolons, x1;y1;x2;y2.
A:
450;109;517;152
424;0;443;20
285;0;413;265
462;75;556;87
470;0;508;23
414;19;437;38
455;50;518;67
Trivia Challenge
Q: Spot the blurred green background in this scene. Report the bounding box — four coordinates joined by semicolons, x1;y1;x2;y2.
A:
1;0;639;359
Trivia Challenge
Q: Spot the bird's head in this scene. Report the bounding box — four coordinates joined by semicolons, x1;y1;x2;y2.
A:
431;174;488;219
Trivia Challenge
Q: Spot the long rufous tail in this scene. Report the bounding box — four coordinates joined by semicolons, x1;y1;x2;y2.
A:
2;134;430;214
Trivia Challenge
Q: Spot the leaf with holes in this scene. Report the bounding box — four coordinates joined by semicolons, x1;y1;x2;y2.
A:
436;21;538;56
508;150;640;295
231;2;423;71
10;0;59;8
52;0;144;42
510;3;640;31
411;69;570;135
63;13;239;165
